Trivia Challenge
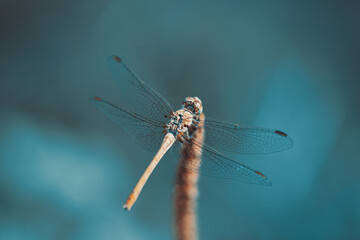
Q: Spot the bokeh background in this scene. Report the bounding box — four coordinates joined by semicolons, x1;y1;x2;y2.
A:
1;1;359;239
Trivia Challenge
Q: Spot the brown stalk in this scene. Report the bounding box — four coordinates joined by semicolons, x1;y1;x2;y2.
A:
174;113;205;240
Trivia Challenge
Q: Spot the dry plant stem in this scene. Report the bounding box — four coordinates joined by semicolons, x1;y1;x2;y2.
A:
174;113;205;240
123;133;175;210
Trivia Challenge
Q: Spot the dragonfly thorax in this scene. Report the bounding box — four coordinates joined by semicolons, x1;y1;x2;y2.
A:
166;109;194;137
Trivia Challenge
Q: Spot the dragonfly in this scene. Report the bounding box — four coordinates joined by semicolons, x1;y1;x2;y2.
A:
91;55;293;210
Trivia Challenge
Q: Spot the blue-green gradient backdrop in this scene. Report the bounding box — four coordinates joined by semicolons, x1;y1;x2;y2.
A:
1;1;359;239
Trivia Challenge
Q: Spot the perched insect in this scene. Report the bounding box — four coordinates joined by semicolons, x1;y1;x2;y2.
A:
91;56;293;210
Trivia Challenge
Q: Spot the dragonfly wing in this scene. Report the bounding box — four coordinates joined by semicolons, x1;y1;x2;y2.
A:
203;117;294;154
170;140;182;160
91;96;166;153
180;138;272;186
107;55;174;122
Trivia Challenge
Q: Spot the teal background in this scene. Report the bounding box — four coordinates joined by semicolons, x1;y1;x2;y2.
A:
1;1;359;239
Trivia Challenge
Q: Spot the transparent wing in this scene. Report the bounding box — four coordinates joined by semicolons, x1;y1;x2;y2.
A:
91;96;167;153
203;117;294;154
180;137;271;186
170;140;182;160
107;55;174;122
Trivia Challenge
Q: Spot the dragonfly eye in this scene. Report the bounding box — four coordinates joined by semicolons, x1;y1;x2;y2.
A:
193;97;203;114
184;97;194;105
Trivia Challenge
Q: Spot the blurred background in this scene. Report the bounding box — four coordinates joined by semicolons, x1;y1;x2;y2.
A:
1;0;359;239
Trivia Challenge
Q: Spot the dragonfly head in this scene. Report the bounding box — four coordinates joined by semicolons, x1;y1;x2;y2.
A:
183;96;203;115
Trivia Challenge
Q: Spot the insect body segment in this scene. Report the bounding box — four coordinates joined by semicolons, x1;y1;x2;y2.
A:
166;107;194;138
183;96;203;115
